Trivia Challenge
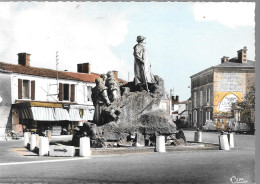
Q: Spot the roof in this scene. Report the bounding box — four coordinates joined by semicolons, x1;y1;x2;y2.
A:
179;100;188;104
190;59;255;78
214;59;255;68
0;62;127;84
60;71;100;83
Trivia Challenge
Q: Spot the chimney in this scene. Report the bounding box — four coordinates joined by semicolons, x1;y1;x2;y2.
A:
176;95;179;102
112;71;118;78
237;46;247;63
18;53;30;66
77;63;91;74
221;56;229;63
171;96;175;102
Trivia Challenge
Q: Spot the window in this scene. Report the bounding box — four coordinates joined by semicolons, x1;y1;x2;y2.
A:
58;83;75;102
63;84;70;101
84;85;93;102
206;111;211;121
193;110;197;123
200;91;203;105
194;91;197;107
87;86;92;102
18;79;35;100
23;80;30;99
200;76;203;86
206;88;210;103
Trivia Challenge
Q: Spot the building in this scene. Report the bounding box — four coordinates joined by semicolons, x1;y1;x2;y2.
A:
170;96;189;128
190;47;255;129
0;53;125;137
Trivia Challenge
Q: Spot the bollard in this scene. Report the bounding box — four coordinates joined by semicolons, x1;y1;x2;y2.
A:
80;137;91;157
28;132;31;144
155;136;166;153
39;137;49;156
23;132;30;147
228;132;234;148
36;134;40;148
219;134;230;150
45;130;52;142
30;134;37;151
194;132;202;142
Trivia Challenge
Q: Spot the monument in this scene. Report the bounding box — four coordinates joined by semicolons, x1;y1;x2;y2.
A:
74;36;177;148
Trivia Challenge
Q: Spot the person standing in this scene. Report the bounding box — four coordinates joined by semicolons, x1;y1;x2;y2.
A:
133;35;155;91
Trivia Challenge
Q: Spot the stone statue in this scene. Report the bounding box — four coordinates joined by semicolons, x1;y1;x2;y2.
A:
91;77;110;106
100;73;107;83
105;71;121;102
91;77;111;124
133;36;155;91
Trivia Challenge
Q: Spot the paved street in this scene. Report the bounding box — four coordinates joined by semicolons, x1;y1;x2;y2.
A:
0;131;256;184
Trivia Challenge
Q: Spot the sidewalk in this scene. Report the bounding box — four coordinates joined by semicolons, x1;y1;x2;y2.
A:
0;134;219;164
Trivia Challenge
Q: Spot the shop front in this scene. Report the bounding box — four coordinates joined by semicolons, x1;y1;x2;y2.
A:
12;101;95;136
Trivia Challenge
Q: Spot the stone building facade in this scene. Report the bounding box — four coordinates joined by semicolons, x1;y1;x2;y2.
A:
189;47;255;129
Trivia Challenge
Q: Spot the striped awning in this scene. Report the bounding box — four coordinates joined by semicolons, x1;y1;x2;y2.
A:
69;105;95;121
13;102;95;121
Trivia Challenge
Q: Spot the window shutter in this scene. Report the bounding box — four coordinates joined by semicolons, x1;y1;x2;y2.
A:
59;83;63;101
31;81;35;100
70;84;75;102
18;79;22;99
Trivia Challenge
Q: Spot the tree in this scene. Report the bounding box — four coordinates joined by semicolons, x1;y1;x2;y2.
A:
234;85;255;123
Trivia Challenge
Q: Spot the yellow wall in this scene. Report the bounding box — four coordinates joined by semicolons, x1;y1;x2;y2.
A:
213;92;242;114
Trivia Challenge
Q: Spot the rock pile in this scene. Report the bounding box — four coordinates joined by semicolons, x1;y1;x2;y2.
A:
73;74;177;148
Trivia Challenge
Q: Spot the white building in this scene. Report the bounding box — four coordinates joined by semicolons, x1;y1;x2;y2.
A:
0;53;124;137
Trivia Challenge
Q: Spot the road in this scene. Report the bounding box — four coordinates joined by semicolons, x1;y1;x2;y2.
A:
0;131;255;184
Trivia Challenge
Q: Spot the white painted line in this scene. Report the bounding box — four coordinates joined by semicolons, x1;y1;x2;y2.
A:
0;157;91;166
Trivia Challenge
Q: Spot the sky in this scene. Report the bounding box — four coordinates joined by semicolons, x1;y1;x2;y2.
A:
0;2;255;101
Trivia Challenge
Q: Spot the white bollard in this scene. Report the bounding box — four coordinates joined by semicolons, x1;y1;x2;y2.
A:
45;130;52;142
228;133;234;148
36;134;40;148
30;134;37;151
39;137;49;156
80;137;91;157
23;132;30;147
156;136;166;153
194;132;202;142
219;134;230;150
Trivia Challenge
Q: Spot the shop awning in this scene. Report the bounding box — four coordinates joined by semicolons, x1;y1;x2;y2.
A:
13;101;95;121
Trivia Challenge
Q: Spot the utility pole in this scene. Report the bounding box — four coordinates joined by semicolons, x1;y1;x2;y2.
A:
169;88;174;115
56;51;59;97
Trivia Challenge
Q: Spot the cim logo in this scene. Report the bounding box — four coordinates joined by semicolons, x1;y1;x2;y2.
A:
217;94;238;112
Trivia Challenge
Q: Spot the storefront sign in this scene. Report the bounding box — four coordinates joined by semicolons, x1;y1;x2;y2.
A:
52;126;62;136
49;145;75;157
217;94;238;112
